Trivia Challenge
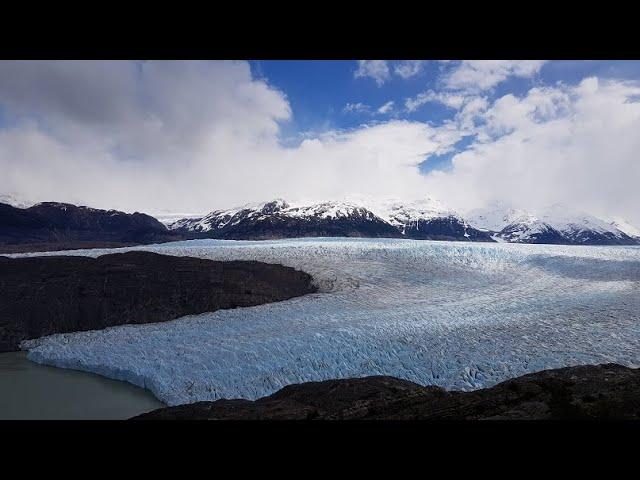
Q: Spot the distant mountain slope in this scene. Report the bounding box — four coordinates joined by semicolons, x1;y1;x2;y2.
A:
0;201;180;249
468;204;639;245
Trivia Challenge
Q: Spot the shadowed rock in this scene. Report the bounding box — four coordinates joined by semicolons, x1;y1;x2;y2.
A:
0;201;182;253
0;251;316;352
133;364;640;420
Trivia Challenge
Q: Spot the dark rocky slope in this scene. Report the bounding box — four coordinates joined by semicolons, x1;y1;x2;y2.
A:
0;202;181;252
0;251;316;352
211;214;403;240
401;217;494;242
134;364;640;420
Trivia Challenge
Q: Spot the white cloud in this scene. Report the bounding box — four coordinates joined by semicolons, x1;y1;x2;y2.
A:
344;100;395;116
343;102;371;114
286;121;459;202
423;77;640;226
377;101;395;114
404;90;489;135
448;97;488;133
0;61;460;214
355;60;425;84
354;60;390;86
405;90;469;112
443;60;547;92
394;61;424;79
2;61;639;228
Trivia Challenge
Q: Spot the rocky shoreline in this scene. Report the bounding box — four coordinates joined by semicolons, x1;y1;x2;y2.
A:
0;251;317;352
134;363;640;420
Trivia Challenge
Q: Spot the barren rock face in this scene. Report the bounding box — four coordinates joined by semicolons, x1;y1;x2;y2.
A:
0;251;317;352
134;364;640;420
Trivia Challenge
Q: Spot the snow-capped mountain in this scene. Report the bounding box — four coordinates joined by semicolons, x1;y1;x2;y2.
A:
468;203;640;245
467;203;538;234
366;197;494;242
5;192;638;246
611;217;640;239
169;199;403;240
169;197;494;242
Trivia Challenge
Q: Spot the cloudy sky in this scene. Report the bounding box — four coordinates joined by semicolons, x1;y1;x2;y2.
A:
1;60;639;224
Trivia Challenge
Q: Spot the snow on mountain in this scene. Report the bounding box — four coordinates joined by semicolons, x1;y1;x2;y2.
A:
167;196;639;245
169;196;494;242
361;196;494;242
151;212;205;227
284;201;379;221
170;199;382;232
467;203;538;233
0;193;34;209
365;197;453;229
169;199;291;233
169;198;401;240
468;203;639;245
611;217;640;239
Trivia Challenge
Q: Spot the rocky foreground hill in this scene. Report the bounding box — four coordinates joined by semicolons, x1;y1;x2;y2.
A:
134;364;640;420
0;251;316;352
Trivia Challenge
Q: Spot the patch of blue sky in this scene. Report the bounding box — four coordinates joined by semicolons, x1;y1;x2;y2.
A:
419;134;477;174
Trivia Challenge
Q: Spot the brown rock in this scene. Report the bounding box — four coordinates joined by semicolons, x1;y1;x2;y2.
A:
133;364;640;420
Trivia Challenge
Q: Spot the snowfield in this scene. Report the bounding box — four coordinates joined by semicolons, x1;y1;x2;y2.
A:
15;238;640;406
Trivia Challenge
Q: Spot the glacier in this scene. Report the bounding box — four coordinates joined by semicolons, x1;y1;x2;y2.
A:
14;237;640;406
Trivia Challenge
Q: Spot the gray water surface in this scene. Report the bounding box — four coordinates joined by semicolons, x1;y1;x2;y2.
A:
0;352;164;420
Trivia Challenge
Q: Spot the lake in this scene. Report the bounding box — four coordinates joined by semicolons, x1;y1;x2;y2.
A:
0;352;164;420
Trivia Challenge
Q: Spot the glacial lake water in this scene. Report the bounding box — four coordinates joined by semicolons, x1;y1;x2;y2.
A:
0;352;164;420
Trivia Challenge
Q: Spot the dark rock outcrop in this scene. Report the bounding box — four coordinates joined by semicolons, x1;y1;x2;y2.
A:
212;213;403;240
401;217;495;242
0;202;181;252
0;251;316;352
134;364;640;420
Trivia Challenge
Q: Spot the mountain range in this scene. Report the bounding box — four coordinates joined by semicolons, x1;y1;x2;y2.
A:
1;195;639;251
167;198;495;242
467;203;639;245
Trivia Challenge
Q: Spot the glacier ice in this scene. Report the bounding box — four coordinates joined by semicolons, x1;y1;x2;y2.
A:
14;238;640;406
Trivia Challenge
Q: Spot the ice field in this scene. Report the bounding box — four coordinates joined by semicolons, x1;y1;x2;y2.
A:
16;238;640;406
